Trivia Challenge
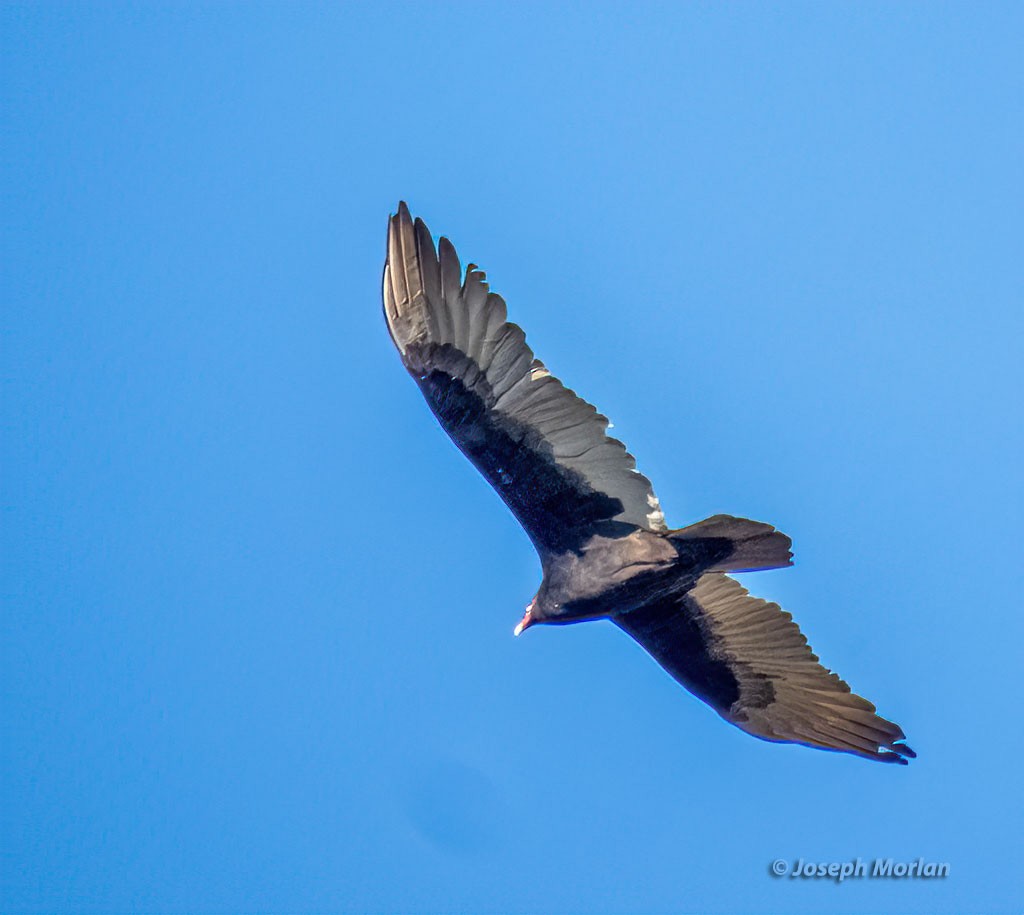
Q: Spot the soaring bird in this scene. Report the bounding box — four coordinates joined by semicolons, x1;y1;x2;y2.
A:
382;202;914;765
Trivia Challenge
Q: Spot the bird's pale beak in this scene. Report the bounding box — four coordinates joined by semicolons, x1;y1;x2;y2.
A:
514;600;536;637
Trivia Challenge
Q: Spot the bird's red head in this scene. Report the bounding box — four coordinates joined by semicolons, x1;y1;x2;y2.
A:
514;597;537;636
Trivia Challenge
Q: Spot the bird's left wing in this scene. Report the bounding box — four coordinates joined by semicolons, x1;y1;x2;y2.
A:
383;203;666;558
615;574;915;763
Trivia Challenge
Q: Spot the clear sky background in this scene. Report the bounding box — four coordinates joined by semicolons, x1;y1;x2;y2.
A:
3;3;1022;913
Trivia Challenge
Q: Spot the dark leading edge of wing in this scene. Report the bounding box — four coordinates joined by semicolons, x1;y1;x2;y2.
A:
615;574;916;764
383;202;667;558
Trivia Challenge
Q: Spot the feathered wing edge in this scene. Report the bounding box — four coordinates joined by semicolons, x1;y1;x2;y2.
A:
695;574;914;763
617;573;915;764
382;202;668;539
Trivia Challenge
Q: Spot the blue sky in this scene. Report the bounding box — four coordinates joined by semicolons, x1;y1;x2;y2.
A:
2;2;1021;912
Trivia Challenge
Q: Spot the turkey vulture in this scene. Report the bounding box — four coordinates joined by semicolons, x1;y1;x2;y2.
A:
382;202;914;765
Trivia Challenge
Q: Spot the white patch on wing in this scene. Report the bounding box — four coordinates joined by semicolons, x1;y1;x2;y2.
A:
646;493;666;529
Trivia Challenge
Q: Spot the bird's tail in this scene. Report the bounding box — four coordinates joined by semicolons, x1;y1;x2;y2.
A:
668;514;793;573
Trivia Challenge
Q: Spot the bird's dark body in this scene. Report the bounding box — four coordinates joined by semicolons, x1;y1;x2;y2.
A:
542;533;750;713
383;202;915;764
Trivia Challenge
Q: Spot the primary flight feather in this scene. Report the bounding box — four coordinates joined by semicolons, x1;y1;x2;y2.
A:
383;202;914;765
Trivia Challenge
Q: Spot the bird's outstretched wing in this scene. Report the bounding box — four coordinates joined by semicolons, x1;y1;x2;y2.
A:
615;574;915;763
383;202;667;557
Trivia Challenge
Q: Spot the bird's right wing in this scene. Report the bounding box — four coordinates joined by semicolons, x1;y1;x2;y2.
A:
383;203;667;558
615;574;915;764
